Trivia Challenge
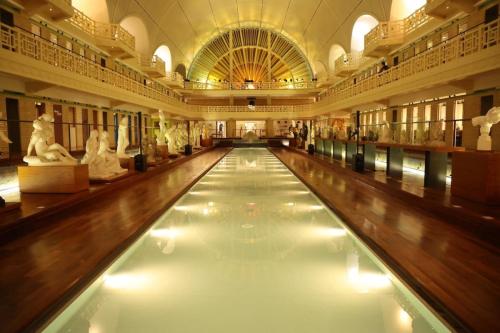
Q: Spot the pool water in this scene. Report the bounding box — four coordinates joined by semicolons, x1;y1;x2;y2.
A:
44;148;450;333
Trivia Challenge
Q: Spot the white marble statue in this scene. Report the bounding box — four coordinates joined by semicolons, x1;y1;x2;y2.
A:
156;110;167;146
193;123;201;148
116;117;129;158
377;121;394;143
0;111;12;144
82;130;126;179
23;114;77;166
472;106;500;151
166;123;177;154
202;124;209;140
427;120;446;147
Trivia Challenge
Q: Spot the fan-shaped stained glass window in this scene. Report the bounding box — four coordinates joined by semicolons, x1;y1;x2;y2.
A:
188;27;313;85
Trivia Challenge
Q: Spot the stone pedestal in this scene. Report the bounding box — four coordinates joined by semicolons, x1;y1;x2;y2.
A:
156;145;169;160
200;138;213;147
119;157;135;171
451;151;500;205
18;165;89;193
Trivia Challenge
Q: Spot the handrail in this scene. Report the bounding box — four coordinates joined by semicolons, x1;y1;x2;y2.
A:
189;105;313;113
334;52;366;74
320;17;500;104
68;7;135;50
0;23;183;107
183;80;317;90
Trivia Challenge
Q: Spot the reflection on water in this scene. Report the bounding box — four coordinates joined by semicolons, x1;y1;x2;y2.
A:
44;149;449;333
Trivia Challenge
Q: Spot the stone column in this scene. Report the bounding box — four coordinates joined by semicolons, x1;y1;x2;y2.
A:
463;94;480;150
445;100;455;147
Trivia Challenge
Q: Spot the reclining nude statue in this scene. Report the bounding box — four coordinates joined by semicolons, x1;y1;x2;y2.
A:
472;106;500;151
23;114;77;166
82;130;127;179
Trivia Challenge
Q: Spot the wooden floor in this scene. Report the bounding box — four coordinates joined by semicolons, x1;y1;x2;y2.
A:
292;148;500;245
0;148;231;333
271;148;500;333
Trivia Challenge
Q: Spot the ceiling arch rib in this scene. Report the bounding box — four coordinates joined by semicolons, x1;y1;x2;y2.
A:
188;27;313;85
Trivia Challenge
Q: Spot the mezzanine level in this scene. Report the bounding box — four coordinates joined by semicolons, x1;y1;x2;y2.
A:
314;17;500;117
188;105;313;120
364;6;434;57
67;7;135;59
19;0;73;21
426;0;478;19
0;22;195;118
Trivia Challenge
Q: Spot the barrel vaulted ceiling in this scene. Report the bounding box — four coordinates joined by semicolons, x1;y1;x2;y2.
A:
103;0;392;74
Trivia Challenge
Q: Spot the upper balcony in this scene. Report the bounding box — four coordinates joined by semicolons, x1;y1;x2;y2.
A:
140;55;166;78
334;52;365;76
67;8;136;59
316;17;500;114
425;0;478;19
20;0;74;21
159;72;184;88
364;6;432;57
0;22;190;116
189;104;313;120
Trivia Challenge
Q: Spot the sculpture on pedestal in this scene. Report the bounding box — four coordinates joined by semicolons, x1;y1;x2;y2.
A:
166;123;177;155
472;106;500;151
377;121;394;143
193;123;201;148
82;130;126;179
23;114;77;166
156;110;167;146
116;117;129;158
427;120;446;147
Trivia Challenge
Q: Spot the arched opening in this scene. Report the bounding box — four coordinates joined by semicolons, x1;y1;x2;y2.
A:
72;0;109;22
328;44;346;73
351;15;379;52
390;0;426;20
119;16;150;55
154;45;172;73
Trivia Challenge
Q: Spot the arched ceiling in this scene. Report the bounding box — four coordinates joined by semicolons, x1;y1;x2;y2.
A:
105;0;392;71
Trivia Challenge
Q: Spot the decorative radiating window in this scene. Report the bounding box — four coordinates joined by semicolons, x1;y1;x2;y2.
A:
188;27;312;84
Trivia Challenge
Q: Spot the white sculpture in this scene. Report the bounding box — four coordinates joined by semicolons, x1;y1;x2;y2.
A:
82;130;126;179
116;117;129;158
472;106;500;151
378;121;394;143
23;114;77;166
181;123;189;147
202;124;209;140
0;111;12;144
427;120;446;147
193;123;201;148
156;110;167;146
164;124;174;154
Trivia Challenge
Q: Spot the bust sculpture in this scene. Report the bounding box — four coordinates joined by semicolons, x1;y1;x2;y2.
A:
23;114;77;166
82;130;126;179
472;106;500;151
156;110;167;146
116;117;129;158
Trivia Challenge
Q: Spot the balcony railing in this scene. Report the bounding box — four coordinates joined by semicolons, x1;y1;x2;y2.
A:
334;52;366;76
189;105;313;113
364;6;431;57
320;17;500;105
139;54;166;77
183;81;317;90
67;7;135;51
0;23;183;108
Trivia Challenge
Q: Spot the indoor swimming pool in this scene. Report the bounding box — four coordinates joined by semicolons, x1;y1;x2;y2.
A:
44;148;450;333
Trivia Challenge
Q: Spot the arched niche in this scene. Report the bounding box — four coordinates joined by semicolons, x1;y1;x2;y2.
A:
390;0;426;20
328;44;346;73
72;0;109;22
153;45;172;72
351;15;379;52
119;16;150;55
